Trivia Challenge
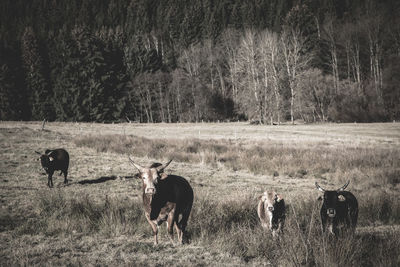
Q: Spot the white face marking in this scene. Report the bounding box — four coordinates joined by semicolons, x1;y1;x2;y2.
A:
262;192;276;212
142;168;160;194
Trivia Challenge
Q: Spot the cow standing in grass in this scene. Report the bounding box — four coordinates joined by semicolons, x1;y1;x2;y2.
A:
35;149;69;188
316;181;358;236
129;158;193;245
257;191;286;237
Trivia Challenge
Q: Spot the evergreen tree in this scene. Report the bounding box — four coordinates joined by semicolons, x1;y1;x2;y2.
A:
49;28;80;121
0;42;28;120
21;27;54;121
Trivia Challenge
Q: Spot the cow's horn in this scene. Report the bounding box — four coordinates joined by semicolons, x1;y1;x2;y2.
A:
35;151;41;155
157;159;172;172
315;182;325;192
128;157;145;173
337;181;350;191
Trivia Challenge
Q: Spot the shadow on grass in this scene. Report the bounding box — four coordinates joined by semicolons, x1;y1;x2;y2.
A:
60;175;136;187
78;176;118;185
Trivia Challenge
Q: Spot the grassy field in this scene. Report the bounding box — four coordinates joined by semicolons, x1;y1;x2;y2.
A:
0;121;399;266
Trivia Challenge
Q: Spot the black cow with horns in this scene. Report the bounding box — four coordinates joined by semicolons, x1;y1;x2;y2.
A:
316;181;358;236
35;148;69;188
129;157;194;245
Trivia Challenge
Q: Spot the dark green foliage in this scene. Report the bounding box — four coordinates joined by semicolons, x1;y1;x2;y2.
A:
0;42;28;120
382;55;400;121
0;0;399;122
48;26;128;122
21;27;54;121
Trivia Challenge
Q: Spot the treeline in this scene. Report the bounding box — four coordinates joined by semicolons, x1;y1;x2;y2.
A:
1;0;399;123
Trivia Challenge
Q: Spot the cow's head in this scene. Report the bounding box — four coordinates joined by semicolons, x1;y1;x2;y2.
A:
316;181;349;218
129;157;172;196
259;191;284;212
35;150;54;171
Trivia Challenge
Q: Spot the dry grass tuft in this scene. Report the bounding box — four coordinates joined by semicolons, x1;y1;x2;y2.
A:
14;190;146;238
2;122;400;266
1;179;399;266
74;134;400;189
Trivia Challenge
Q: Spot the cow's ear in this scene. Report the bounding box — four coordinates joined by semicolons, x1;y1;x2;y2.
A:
134;173;141;179
49;157;54;162
338;195;346;202
276;194;284;202
317;196;323;201
160;173;168;180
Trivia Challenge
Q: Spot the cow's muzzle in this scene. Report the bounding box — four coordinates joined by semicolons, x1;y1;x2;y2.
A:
145;187;156;195
327;208;336;218
268;206;274;212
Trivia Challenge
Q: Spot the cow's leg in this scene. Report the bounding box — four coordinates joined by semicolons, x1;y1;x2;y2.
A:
174;223;182;244
63;170;68;184
172;210;184;244
47;171;54;188
176;207;191;244
145;213;158;245
279;217;285;234
327;218;336;236
268;212;273;231
274;220;283;237
332;225;338;236
166;210;175;242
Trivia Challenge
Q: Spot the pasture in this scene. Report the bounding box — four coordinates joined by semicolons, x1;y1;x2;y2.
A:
1;121;399;266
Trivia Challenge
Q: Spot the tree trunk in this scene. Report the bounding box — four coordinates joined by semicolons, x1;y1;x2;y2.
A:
158;81;165;122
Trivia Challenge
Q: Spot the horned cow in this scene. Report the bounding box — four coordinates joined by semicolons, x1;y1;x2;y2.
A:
316;181;358;236
257;191;286;237
129;157;193;245
35;148;69;188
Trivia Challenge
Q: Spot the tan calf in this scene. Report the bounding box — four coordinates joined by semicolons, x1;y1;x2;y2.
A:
257;191;285;237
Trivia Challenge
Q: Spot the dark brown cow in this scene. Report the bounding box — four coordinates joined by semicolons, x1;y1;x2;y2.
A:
316;181;358;236
257;191;286;237
129;157;193;245
35;149;69;187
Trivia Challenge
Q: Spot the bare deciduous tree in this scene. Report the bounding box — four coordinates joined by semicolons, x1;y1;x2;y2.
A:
179;44;203;122
281;26;312;124
236;29;263;123
297;69;334;122
323;14;340;95
362;12;384;103
339;22;363;95
259;30;282;124
221;29;241;107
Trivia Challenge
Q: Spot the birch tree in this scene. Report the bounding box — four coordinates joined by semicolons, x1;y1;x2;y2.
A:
362;14;384;103
236;30;264;122
281;26;311;124
179;45;202;122
323;15;340;94
221;29;241;104
339;22;363;95
259;29;282;124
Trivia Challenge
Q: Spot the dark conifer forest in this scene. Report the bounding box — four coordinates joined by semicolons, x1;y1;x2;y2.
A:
1;0;399;123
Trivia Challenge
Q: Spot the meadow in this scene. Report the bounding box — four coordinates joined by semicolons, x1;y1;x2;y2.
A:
0;121;399;266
